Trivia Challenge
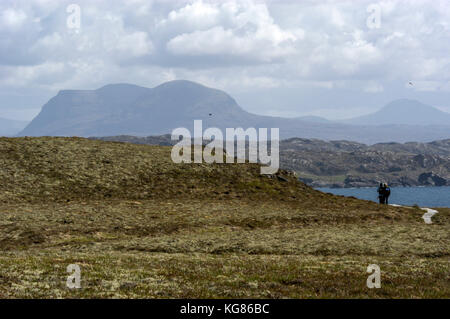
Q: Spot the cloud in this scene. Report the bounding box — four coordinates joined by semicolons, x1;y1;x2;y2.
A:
364;81;384;93
0;8;27;30
163;1;302;63
1;0;450;120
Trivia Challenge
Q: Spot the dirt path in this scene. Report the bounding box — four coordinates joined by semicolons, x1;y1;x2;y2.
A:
390;204;438;224
421;208;438;224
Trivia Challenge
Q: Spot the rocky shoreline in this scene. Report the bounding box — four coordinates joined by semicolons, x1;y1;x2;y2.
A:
301;171;448;188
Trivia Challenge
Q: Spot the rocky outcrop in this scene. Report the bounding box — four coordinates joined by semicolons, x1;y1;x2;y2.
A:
418;172;447;186
280;138;450;188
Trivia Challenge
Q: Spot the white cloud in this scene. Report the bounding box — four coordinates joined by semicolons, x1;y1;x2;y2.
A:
0;8;27;30
1;0;450;119
166;1;220;30
0;62;66;87
164;1;301;62
364;81;384;93
408;81;443;92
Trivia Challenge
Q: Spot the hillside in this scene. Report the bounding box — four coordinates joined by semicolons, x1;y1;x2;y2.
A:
280;138;450;187
18;81;450;144
370;139;450;157
0;137;448;298
93;135;450;188
343;99;450;126
0;136;305;203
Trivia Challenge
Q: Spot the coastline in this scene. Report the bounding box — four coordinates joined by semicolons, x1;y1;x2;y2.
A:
301;177;448;189
315;185;450;208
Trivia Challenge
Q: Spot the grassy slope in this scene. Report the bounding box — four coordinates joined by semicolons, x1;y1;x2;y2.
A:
0;137;448;298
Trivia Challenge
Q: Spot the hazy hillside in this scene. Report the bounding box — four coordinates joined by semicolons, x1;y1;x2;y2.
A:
342;99;450;126
18;83;151;137
18;81;450;144
19;81;256;137
0;117;29;136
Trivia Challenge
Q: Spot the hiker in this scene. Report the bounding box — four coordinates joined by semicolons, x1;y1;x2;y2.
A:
377;183;386;204
377;183;391;205
383;183;391;205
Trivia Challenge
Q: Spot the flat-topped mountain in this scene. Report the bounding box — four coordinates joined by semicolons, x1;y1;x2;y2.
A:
19;81;255;137
18;81;450;143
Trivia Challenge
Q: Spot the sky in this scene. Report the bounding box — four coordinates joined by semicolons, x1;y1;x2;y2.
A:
1;0;450;121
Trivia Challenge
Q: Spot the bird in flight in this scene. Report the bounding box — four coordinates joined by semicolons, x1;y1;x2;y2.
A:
409;81;413;86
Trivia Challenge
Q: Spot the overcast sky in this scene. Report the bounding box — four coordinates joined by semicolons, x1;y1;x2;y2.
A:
1;0;450;121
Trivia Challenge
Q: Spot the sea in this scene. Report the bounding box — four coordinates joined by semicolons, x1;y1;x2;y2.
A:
316;186;450;208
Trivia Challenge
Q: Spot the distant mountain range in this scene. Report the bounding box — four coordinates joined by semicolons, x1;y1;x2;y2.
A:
0;117;29;136
17;80;450;143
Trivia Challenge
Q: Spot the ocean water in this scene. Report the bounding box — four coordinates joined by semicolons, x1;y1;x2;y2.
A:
316;186;450;208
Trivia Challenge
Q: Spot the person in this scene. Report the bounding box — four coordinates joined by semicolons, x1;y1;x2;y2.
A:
383;183;391;205
377;183;386;204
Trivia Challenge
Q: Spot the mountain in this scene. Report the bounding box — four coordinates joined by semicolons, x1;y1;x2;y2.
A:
19;81;256;137
19;81;450;144
343;99;450;126
18;83;151;137
0;117;29;136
